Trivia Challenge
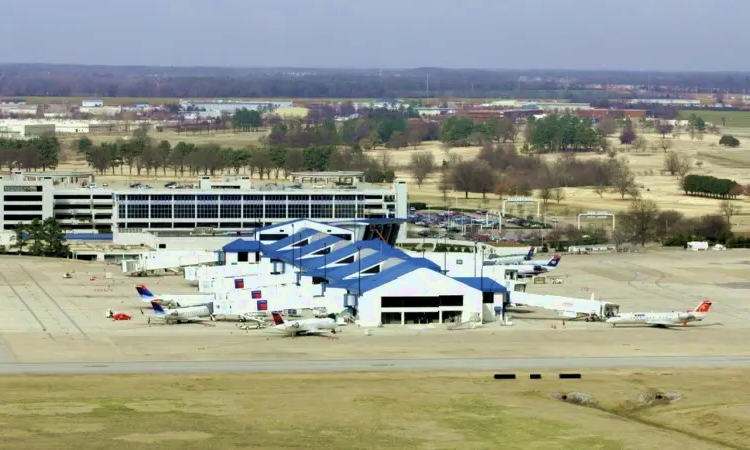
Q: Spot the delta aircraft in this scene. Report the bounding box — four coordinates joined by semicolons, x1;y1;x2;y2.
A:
267;311;338;337
135;285;213;308
606;300;713;328
147;300;215;324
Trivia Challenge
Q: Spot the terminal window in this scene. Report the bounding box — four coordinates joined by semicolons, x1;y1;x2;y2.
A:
243;204;263;218
266;203;287;219
335;204;356;218
197;204;219;219
174;204;195;218
127;204;149;219
311;204;332;218
288;203;309;218
220;204;241;219
151;204;172;219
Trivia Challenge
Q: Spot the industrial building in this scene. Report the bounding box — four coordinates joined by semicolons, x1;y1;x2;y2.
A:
206;220;510;326
179;100;293;115
0;121;55;139
0;171;408;238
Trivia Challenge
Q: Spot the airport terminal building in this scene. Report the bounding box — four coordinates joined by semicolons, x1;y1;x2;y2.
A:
0;171;407;242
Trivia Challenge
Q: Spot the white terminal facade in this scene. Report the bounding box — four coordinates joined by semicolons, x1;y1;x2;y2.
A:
0;171;408;243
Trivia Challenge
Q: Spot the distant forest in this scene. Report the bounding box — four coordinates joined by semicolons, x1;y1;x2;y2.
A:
1;64;750;99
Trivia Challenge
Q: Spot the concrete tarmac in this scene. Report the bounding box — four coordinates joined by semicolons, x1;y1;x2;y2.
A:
1;355;750;375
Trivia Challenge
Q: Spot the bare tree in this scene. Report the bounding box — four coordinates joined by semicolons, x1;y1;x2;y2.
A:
389;131;406;149
408;151;435;189
379;150;393;172
659;138;673;153
676;154;692;178
537;186;553;205
552;187;566;204
612;162;636;199
616;199;660;246
719;200;742;225
470;161;498;201
438;168;452;203
450;160;477;199
593;185;608;198
634;136;648;152
596;117;618;137
663;151;691;177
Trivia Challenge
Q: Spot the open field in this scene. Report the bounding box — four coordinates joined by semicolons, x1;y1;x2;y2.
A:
0;369;749;449
678;109;750;128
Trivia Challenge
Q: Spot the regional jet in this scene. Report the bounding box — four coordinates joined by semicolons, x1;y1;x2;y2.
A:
135;284;214;308
147;300;215;324
267;311;338;337
606;300;713;328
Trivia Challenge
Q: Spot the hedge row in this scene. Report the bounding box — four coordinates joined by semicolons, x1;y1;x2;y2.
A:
682;174;741;199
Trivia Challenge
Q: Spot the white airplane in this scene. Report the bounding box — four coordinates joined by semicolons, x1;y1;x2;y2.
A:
267;311;338;337
500;254;561;277
147;300;215;324
487;246;534;265
135;284;213;308
606;300;713;328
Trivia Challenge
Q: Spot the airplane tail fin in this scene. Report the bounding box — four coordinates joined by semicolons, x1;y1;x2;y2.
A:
150;300;166;315
136;284;155;299
692;300;713;313
547;254;562;267
524;246;534;260
271;312;285;325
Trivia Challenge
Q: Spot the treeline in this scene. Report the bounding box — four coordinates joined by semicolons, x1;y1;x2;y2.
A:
9;217;70;257
0;136;60;171
681;174;742;199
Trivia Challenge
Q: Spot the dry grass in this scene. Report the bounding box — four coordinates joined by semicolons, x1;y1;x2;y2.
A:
0;370;747;449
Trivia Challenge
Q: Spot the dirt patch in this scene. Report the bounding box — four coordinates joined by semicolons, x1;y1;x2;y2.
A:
37;423;105;434
113;431;212;443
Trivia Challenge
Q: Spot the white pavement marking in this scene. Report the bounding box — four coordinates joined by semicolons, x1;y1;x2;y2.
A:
1;356;750;374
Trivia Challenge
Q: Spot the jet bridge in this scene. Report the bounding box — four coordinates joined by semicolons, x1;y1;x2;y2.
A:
122;251;220;275
508;292;619;321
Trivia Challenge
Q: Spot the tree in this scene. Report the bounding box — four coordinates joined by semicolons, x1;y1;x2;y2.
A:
231;108;262;131
696;214;731;240
552;187;566;204
633;136;648;152
663;151;691;176
252;148;273;180
619;126;637;144
656;210;685;239
719;135;740;147
11;223;27;254
157;140;171;175
439;117;475;145
76;137;93;155
438;168;452;203
408;151;435;189
27;218;45;256
617;199;660;246
537;186;553;205
406;121;426;148
719;200;742;225
657;123;674;138
389;131;407;149
495;117;518;142
612;162;636;199
593;185;608;198
283;148;304;178
269;146;288;179
32;135;60;171
659;138;673;153
470;161;497;200
42;217;70;257
596;117;618;136
302;146;335;171
450;159;476;198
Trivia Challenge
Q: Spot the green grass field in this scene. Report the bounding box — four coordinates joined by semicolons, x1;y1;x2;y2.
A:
0;370;748;449
677;109;750;128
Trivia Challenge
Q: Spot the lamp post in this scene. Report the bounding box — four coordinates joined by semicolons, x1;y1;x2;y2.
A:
474;242;478;277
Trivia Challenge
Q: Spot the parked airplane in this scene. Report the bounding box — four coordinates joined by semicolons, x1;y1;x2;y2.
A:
606;300;713;328
135;284;214;308
267;311;338;337
147;300;215;324
513;254;562;277
487;246;535;265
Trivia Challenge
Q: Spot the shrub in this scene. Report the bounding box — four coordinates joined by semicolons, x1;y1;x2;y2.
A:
719;135;740;148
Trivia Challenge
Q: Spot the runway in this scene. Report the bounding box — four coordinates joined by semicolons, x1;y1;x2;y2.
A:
2;355;750;374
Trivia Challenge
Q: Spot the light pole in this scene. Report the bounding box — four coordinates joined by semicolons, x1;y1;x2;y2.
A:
357;245;362;298
474;242;478;277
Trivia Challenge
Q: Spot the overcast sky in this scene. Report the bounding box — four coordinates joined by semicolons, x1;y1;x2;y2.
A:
0;0;746;71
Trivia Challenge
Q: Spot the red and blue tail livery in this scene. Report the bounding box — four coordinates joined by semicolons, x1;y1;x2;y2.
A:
547;255;562;267
150;300;167;315
271;312;285;325
136;284;156;299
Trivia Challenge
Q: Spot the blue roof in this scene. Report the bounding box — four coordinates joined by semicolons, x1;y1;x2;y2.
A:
305;251;402;281
222;239;262;252
269;235;344;264
261;228;321;253
453;277;507;293
328;262;434;295
297;240;397;271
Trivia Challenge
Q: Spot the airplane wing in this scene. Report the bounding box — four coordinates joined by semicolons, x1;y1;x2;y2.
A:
303;328;331;335
646;320;677;326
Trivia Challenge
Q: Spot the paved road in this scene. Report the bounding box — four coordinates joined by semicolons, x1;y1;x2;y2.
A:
1;356;750;374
